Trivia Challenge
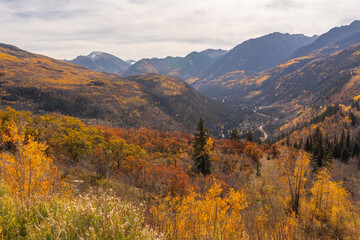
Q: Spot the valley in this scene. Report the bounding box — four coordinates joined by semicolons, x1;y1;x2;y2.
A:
1;18;360;239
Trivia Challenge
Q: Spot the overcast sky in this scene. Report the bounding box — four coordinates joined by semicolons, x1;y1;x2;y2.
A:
0;0;359;60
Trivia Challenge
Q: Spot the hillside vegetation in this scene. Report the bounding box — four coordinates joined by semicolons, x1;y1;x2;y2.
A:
0;44;234;134
0;107;359;239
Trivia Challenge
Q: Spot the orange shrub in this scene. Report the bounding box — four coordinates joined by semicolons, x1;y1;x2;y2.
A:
143;164;190;196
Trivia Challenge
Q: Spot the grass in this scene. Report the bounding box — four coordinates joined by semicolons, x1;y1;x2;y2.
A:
0;183;161;240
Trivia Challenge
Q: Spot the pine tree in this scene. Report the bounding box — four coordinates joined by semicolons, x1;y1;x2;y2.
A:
229;129;241;141
346;128;351;151
246;130;253;142
349;111;359;127
192;118;211;175
339;130;346;150
333;136;342;159
311;127;331;171
305;136;312;152
341;148;350;163
352;141;360;157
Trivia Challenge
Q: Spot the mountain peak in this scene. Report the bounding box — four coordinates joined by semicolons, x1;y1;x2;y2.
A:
88;51;104;59
68;51;130;74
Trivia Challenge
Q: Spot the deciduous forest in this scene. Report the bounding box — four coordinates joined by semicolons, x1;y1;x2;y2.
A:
1;105;359;239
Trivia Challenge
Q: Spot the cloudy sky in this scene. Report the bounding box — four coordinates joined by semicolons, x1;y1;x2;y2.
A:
0;0;359;60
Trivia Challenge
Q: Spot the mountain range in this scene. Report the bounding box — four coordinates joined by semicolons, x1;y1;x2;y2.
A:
2;20;360;137
0;44;238;134
188;20;360;108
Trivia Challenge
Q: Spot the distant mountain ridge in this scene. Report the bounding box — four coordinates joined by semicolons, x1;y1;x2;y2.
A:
121;56;182;76
187;32;317;90
67;51;130;74
290;20;360;59
122;49;227;80
195;41;360;108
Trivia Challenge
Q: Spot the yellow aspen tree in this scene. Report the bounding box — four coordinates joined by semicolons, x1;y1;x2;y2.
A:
279;150;310;214
151;180;248;239
0;120;59;207
302;169;357;238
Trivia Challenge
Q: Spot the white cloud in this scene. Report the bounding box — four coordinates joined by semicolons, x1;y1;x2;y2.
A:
0;0;359;60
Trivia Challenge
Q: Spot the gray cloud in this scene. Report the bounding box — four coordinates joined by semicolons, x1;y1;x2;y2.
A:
266;0;299;9
0;0;359;60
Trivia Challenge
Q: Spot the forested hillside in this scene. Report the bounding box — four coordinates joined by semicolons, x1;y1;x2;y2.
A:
0;44;236;134
1;107;359;239
200;43;360;106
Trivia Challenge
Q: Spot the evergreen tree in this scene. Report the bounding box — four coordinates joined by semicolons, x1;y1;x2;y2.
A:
339;130;346;150
346;128;351;151
356;131;360;144
311;127;331;171
333;135;342;159
246;130;253;142
352;141;360;157
229;129;241;141
192;118;211;175
341;148;350;163
349;111;359;127
305;136;312;152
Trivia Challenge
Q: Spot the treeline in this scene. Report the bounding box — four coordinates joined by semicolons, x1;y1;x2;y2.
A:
1;86;108;119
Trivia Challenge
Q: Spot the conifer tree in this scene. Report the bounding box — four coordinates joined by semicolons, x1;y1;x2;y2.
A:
305;136;312;152
346;128;351;151
192;118;211;175
352;141;360;157
339;130;346;150
349;111;359;126
341;148;350;163
229;129;241;141
246;130;253;142
311;127;331;171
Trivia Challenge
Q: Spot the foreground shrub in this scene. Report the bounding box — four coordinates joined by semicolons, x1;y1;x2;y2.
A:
0;188;161;239
151;180;247;239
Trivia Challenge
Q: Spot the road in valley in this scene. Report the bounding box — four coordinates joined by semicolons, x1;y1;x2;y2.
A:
253;106;279;141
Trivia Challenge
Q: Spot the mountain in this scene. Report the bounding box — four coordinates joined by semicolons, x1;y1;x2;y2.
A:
202;43;360;107
191;21;360;108
126;59;136;65
122;49;227;80
121;56;182;76
201;49;228;60
256;43;360;105
162;49;227;80
188;33;317;90
291;20;360;59
68;51;130;74
0;43;237;133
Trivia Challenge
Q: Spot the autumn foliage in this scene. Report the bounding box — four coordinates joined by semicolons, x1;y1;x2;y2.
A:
0;118;61;205
0;107;359;239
